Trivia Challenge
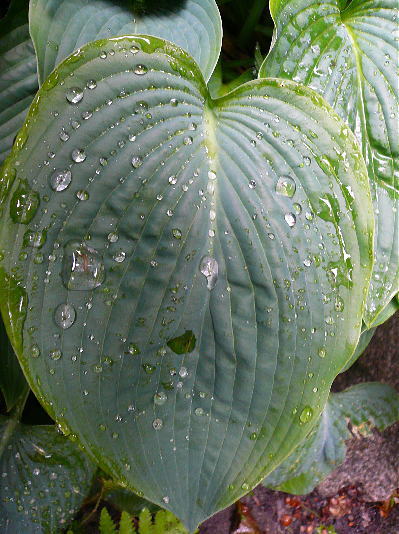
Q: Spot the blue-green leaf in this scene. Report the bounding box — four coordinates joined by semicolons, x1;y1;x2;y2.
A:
260;0;399;327
0;36;373;530
29;0;222;84
0;0;38;165
263;382;399;494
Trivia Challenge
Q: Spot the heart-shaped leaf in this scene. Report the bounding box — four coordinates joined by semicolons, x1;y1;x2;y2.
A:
0;0;38;165
263;382;399;494
259;0;399;327
29;0;222;84
0;317;29;412
0;416;95;533
0;36;373;530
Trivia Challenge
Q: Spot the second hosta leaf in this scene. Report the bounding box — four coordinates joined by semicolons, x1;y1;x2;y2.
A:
260;0;399;327
0;36;373;530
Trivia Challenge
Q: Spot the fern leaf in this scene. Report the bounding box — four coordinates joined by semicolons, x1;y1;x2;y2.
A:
138;508;153;534
153;510;167;534
119;511;136;534
99;507;117;534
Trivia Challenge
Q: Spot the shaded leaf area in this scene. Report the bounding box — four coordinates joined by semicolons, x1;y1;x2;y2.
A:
263;383;399;495
30;0;222;83
0;36;373;530
0;316;29;412
260;0;399;327
0;0;38;165
0;416;95;533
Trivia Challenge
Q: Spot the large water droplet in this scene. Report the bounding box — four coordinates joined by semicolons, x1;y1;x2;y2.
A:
66;87;84;104
62;241;105;290
131;156;143;168
23;229;47;248
134;64;148;75
50;169;72;192
71;149;86;163
276;175;296;197
10;180;40;224
154;392;167;406
200;256;218;290
299;406;313;424
284;213;296;227
54;303;76;329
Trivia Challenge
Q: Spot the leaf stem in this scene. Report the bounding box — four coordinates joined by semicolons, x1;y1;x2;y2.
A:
238;0;266;48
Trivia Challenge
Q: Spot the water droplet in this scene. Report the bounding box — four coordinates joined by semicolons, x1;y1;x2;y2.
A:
152;418;163;430
172;228;182;240
303;156;311;166
71;149;86;163
183;136;193;145
299;405;313;423
276;175;296;197
268;233;275;240
208;170;217;180
166;209;173;217
113;250;126;263
195;407;204;416
86;80;97;89
318;347;326;358
154;392;167;406
170;98;178;107
33;468;40;476
248;180;256;189
76;190;89;201
131;156;143;168
134;64;148;75
62;241;105;290
168;175;177;185
241;483;250;491
32;345;40;358
200;256;218;290
66;87;84;104
284;213;296;227
107;232;119;243
49;349;62;361
179;366;188;378
54;303;76;329
10;180;40;224
293;202;302;214
59;129;70;142
303;258;312;267
50;169;72;192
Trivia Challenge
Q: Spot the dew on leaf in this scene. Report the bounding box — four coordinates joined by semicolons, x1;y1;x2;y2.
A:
131;156;143;168
62;241;105;290
276;175;296;197
113;251;126;263
50;169;72;192
200;256;218;290
152;418;163;430
154;392;168;406
49;349;62;361
107;232;119;243
54;303;76;329
66;87;84;104
23;229;47;248
134;64;148;75
284;213;296;227
76;190;89;201
71;149;86;163
86;80;97;89
10;180;40;224
299;406;313;424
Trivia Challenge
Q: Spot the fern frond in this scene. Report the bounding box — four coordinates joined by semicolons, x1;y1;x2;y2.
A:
138;508;153;534
99;507;117;534
119;511;136;534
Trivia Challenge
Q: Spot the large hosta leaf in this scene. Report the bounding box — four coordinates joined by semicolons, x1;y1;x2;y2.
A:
0;36;373;530
259;0;399;326
0;416;95;533
29;0;222;84
0;0;38;165
263;382;399;494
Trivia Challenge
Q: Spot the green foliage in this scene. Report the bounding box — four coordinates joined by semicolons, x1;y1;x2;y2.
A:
99;507;190;534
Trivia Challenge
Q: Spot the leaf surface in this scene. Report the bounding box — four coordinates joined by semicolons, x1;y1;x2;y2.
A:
0;0;38;165
29;0;222;84
263;382;399;494
260;0;399;326
0;36;373;530
0;416;95;533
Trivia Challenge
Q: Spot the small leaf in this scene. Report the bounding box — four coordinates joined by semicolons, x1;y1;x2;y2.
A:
260;0;399;326
0;316;29;412
263;382;399;494
0;0;38;165
0;417;96;533
100;507;117;534
29;0;222;83
167;330;196;355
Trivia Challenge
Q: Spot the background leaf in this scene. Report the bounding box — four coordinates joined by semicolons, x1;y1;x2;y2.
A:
0;416;95;533
259;0;399;327
0;0;38;165
29;0;222;84
263;382;399;494
0;316;29;412
0;36;373;530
